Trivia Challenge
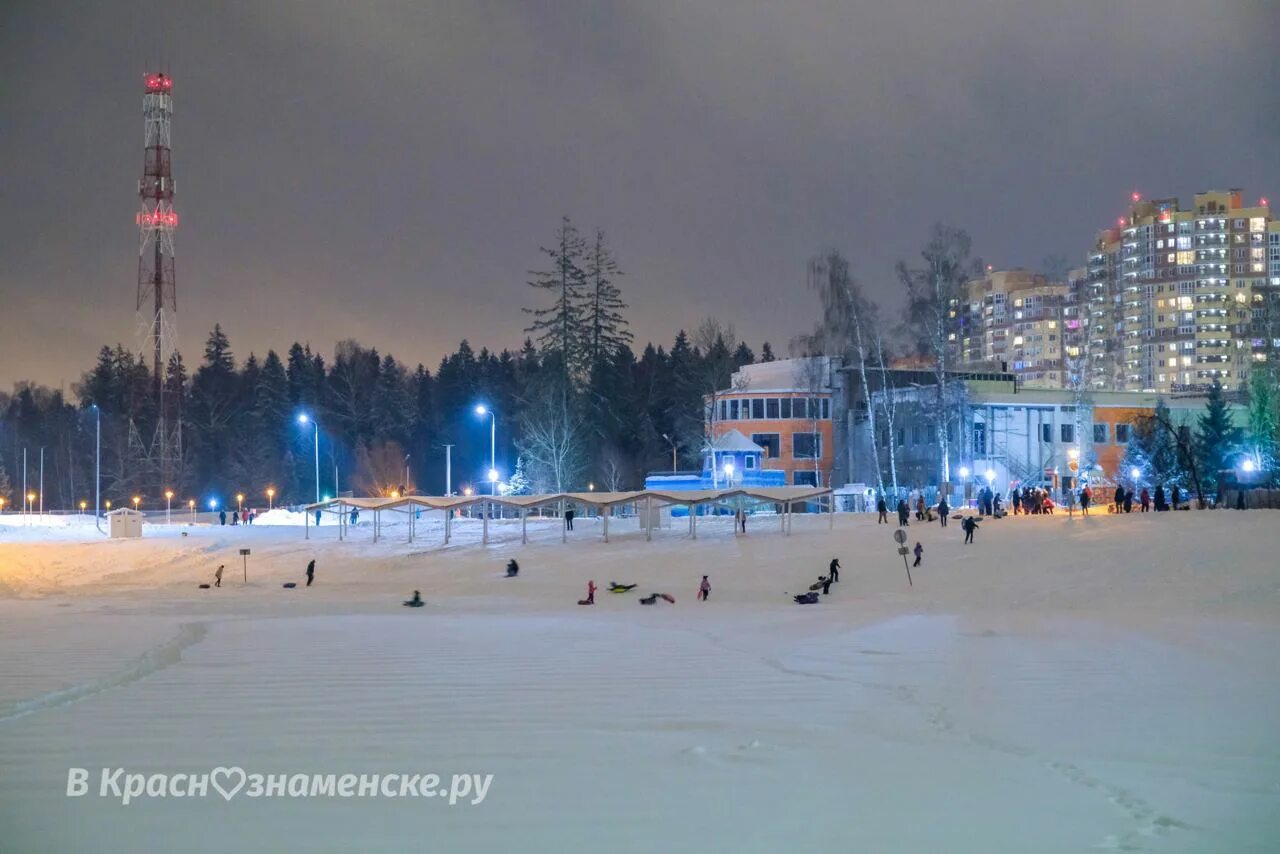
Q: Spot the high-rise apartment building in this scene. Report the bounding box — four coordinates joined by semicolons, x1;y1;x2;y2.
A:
1083;190;1276;393
959;269;1068;388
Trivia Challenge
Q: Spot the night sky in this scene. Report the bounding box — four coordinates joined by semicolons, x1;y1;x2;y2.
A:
3;1;1277;390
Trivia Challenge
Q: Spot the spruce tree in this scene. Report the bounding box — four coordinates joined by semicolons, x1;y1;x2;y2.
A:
1194;379;1242;494
525;217;588;385
760;342;776;363
582;228;631;374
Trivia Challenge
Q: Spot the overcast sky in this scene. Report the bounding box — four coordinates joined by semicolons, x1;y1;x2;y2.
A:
2;0;1277;390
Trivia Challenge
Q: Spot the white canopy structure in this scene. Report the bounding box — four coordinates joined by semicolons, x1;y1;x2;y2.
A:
302;486;833;545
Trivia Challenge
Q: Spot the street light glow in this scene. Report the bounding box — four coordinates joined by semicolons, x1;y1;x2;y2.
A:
984;469;996;483
297;413;310;424
958;467;970;479
165;490;174;500
475;404;488;416
488;468;498;483
1241;458;1256;473
1130;467;1141;480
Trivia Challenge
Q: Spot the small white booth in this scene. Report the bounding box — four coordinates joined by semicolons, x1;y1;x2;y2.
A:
107;507;145;538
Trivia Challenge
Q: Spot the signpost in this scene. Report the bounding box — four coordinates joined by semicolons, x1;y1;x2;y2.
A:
893;528;912;587
239;548;251;584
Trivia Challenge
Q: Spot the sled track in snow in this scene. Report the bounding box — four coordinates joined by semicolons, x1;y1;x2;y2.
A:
0;621;208;723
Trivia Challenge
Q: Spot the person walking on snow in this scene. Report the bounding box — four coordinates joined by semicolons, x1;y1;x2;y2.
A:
961;516;979;544
828;558;840;583
219;509;227;526
915;496;925;521
583;580;596;604
1080;486;1091;515
938;497;950;526
876;497;888;524
214;565;224;588
897;499;910;526
1123;489;1133;514
305;559;315;587
1140;487;1150;512
697;575;711;602
912;542;923;567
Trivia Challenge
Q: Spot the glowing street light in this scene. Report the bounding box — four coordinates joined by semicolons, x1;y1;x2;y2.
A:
1130;467;1141;481
0;497;6;513
463;486;473;497
297;413;320;504
188;499;196;524
588;482;595;492
165;489;174;524
390;490;400;499
475;404;497;495
1241;458;1257;473
236;493;244;513
266;487;275;510
984;469;996;484
79;500;88;515
958;466;970;480
105;500;112;511
132;496;141;511
209;499;218;511
723;460;735;484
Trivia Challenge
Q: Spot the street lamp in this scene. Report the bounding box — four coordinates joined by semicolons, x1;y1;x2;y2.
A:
723;460;735;484
1241;458;1257;473
1130;467;1141;481
0;497;6;513
188;499;196;524
475;405;497;495
132;496;141;511
27;492;36;514
463;486;473;497
661;433;679;471
104;500;112;512
266;487;275;510
958;466;970;480
91;403;101;533
984;469;996;484
297;413;320;504
80;500;87;516
165;490;174;524
236;494;244;522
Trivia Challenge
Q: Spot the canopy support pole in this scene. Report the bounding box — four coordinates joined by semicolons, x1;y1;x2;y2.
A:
560;499;566;543
483;502;489;546
603;505;609;543
645;495;652;542
521;508;527;545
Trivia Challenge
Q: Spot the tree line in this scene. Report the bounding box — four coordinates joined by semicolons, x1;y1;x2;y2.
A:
0;218;772;510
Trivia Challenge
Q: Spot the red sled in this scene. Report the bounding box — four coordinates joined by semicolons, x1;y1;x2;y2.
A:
660;593;676;604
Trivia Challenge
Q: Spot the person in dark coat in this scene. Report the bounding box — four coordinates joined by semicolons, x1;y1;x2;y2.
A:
1140;488;1150;512
697;575;711;602
1171;485;1181;509
897;499;910;526
961;516;979;544
821;576;832;595
1011;489;1022;515
565;508;575;531
829;558;840;583
219;509;227;526
912;542;923;567
305;559;315;587
937;497;949;526
1123;489;1133;513
315;509;322;526
1154;484;1166;511
876;497;888;524
1080;486;1091;515
1113;485;1125;514
506;559;519;577
1236;487;1247;510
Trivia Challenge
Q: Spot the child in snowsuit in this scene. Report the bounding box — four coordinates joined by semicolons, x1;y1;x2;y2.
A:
579;580;596;605
912;542;923;567
697;575;711;602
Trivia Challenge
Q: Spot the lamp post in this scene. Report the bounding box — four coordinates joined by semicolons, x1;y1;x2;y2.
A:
91;404;101;533
723;460;735;486
236;493;244;521
165;490;174;524
105;499;112;512
27;492;36;515
0;498;6;513
298;414;320;504
79;500;87;517
475;405;497;494
403;454;411;493
188;499;196;524
662;433;679;472
266;487;275;510
132;496;141;512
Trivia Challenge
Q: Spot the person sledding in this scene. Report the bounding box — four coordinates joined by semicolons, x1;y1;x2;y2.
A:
403;590;424;607
578;580;597;605
609;582;637;593
793;591;819;605
638;592;676;605
505;559;519;577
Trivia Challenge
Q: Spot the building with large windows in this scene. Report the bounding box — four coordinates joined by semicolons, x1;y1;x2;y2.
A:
706;359;837;487
960;269;1069;388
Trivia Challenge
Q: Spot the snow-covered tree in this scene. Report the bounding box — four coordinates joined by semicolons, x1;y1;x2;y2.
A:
508;456;532;495
1194;379;1242;496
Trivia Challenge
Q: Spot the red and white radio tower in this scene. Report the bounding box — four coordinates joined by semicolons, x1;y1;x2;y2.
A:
131;71;182;489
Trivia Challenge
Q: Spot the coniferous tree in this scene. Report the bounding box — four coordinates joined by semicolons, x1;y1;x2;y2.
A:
760;342;776;363
1194;379;1242;496
525;217;588;386
582;228;631;374
1246;366;1277;477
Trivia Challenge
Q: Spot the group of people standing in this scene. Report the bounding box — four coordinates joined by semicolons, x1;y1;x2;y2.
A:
218;507;256;526
1010;487;1054;515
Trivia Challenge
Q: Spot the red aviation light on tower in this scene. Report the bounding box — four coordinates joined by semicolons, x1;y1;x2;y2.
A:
136;209;179;228
1131;191;1141;202
1262;198;1269;207
145;72;173;94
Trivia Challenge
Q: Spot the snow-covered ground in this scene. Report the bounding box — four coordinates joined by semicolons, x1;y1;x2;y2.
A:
1;510;1277;852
